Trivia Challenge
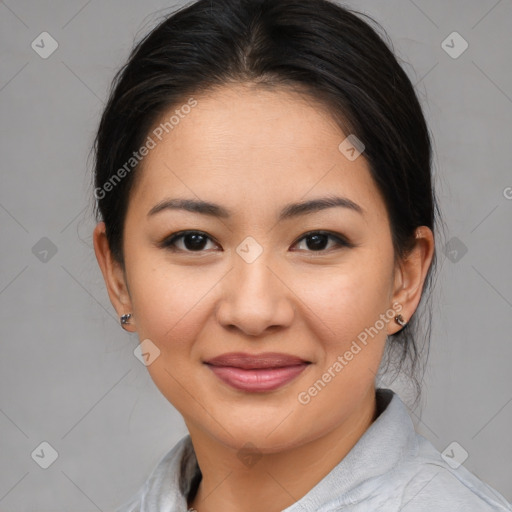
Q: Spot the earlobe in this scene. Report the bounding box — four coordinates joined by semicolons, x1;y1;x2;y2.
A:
93;222;136;331
389;226;435;334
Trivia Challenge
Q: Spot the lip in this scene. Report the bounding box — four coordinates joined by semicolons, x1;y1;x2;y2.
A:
204;352;311;392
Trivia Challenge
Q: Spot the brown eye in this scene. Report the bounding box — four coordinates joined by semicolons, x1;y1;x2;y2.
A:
292;231;352;252
161;231;218;252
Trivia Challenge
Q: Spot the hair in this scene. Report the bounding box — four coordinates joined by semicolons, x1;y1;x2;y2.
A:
92;0;445;404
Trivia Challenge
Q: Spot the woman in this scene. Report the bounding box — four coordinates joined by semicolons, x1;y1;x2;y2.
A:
92;0;511;510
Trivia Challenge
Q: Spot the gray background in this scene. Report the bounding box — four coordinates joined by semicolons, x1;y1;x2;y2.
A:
1;0;511;510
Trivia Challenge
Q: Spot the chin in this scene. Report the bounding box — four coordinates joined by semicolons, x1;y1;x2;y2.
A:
199;407;322;454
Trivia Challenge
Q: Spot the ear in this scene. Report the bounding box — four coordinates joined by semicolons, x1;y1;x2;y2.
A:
93;221;136;332
388;226;435;335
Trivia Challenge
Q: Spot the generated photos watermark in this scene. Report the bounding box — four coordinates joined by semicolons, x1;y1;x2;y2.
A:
94;97;198;200
297;302;403;405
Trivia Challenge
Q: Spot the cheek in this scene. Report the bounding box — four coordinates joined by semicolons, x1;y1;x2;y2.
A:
125;260;215;414
296;258;394;348
126;254;216;349
130;276;176;341
291;265;392;432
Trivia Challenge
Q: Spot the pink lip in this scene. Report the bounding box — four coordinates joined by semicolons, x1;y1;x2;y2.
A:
204;352;310;392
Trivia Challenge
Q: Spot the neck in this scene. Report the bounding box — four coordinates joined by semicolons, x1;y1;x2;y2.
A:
187;388;377;512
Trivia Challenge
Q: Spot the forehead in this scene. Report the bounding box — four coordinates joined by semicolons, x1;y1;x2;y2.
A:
128;83;387;223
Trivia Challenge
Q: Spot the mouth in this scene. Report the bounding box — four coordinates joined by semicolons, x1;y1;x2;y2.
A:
204;352;311;392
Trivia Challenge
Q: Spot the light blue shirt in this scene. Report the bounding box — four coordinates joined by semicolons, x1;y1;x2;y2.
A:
116;388;511;511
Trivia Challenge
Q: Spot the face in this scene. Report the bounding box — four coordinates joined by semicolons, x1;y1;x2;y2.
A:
96;83;424;454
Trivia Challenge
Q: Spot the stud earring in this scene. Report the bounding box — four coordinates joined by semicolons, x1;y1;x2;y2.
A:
120;313;132;330
394;314;407;328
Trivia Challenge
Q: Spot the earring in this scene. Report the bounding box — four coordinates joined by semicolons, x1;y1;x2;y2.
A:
120;313;132;330
395;314;407;328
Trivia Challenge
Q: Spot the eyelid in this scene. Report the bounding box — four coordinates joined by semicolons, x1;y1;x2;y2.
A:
291;230;353;250
160;230;220;251
160;229;353;253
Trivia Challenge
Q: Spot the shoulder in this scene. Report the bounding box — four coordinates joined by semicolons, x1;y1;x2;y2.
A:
393;434;511;511
114;435;195;512
283;389;511;512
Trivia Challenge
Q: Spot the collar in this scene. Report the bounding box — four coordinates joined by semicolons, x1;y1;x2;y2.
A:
282;388;418;510
137;388;417;511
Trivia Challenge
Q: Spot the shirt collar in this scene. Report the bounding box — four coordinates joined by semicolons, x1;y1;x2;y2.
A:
282;388;418;510
138;388;417;511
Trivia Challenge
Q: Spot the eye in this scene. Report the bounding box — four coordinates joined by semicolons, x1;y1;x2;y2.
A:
160;231;219;252
291;231;352;252
160;230;353;254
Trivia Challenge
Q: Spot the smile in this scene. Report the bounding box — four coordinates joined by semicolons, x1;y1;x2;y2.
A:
204;352;311;392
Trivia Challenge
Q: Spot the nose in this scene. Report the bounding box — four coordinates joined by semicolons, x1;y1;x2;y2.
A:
215;251;295;337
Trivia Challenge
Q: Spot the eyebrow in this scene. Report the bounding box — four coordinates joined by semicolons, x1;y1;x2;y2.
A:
147;195;364;221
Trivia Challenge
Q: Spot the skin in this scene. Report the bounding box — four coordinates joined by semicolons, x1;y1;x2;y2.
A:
94;83;434;512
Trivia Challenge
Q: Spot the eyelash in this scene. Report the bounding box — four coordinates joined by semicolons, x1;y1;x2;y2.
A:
160;230;353;254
